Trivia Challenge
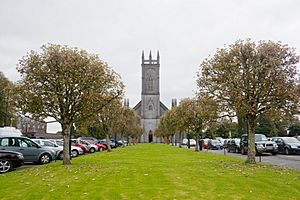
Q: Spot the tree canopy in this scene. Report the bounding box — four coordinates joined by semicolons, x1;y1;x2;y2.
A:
15;44;124;164
156;96;218;148
0;72;14;127
197;39;299;163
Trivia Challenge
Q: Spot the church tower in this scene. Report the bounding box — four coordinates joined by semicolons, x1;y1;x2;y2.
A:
133;50;168;143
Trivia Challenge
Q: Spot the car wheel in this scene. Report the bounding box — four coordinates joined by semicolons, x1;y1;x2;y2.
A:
241;147;246;155
39;153;51;164
71;150;79;157
99;147;103;152
58;152;63;160
284;148;289;155
0;159;12;173
90;148;95;153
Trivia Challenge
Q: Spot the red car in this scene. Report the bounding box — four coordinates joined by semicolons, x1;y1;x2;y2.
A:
202;139;209;149
71;140;89;153
84;140;107;151
93;143;107;151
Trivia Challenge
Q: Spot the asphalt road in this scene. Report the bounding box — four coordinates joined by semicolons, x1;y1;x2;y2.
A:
204;148;300;171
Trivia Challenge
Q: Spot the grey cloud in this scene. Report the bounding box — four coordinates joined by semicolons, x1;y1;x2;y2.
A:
1;0;300;132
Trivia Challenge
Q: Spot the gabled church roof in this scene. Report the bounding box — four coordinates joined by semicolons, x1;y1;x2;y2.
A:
160;102;168;112
133;100;142;116
133;100;168;117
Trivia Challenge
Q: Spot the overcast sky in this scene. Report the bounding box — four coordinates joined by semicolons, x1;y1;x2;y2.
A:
1;0;300;132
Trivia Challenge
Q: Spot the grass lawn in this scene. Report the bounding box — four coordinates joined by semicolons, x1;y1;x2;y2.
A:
0;144;299;200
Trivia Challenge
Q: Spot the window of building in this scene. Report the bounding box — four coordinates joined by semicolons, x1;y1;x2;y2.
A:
149;105;153;110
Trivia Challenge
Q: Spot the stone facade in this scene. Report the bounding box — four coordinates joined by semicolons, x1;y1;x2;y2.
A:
133;51;168;143
17;116;47;137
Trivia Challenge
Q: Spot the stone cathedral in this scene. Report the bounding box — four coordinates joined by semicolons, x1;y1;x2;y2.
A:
133;51;168;143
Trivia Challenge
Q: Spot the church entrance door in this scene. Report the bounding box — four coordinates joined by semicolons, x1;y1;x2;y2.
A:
148;130;153;143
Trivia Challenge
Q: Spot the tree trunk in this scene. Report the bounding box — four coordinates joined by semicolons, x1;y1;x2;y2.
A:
187;133;190;149
62;123;71;165
127;135;130;146
179;132;182;148
172;133;176;146
246;116;256;164
195;133;199;151
122;135;125;148
163;136;168;144
106;133;112;152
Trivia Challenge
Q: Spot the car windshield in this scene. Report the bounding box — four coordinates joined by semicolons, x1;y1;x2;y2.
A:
255;134;268;142
81;140;90;145
56;141;63;146
283;137;300;143
212;140;221;145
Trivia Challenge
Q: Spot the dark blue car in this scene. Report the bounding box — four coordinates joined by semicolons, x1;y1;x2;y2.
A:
272;137;300;155
208;139;223;150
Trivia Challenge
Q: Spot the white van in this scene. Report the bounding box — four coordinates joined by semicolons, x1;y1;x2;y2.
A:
0;127;23;137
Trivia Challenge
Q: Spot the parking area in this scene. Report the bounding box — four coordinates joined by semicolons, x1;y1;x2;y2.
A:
205;149;300;171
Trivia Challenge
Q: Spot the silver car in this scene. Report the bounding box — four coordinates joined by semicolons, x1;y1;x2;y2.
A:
0;136;56;164
50;139;84;157
32;139;64;160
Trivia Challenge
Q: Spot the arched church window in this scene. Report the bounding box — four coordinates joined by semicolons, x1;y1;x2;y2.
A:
147;75;153;90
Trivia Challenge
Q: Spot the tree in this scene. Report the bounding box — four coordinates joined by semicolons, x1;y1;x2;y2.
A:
197;40;299;164
214;119;238;138
255;112;279;137
0;72;16;127
288;122;300;136
114;107;142;146
156;109;177;144
157;96;218;150
15;44;124;164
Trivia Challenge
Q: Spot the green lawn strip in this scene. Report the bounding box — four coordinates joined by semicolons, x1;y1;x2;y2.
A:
0;144;299;200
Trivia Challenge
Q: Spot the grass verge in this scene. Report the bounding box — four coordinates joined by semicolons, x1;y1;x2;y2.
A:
0;144;299;200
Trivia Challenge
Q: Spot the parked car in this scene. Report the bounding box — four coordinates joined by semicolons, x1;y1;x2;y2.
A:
0;150;24;173
227;138;241;153
202;138;210;149
50;140;84;157
272;137;300;155
71;140;89;154
72;139;98;153
223;139;230;149
294;136;300;141
208;139;223;150
78;137;98;144
240;134;278;155
118;140;128;146
85;140;106;151
215;137;225;145
33;139;64;160
182;138;196;146
0;127;23;137
98;139;117;149
111;139;123;147
0;136;56;164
